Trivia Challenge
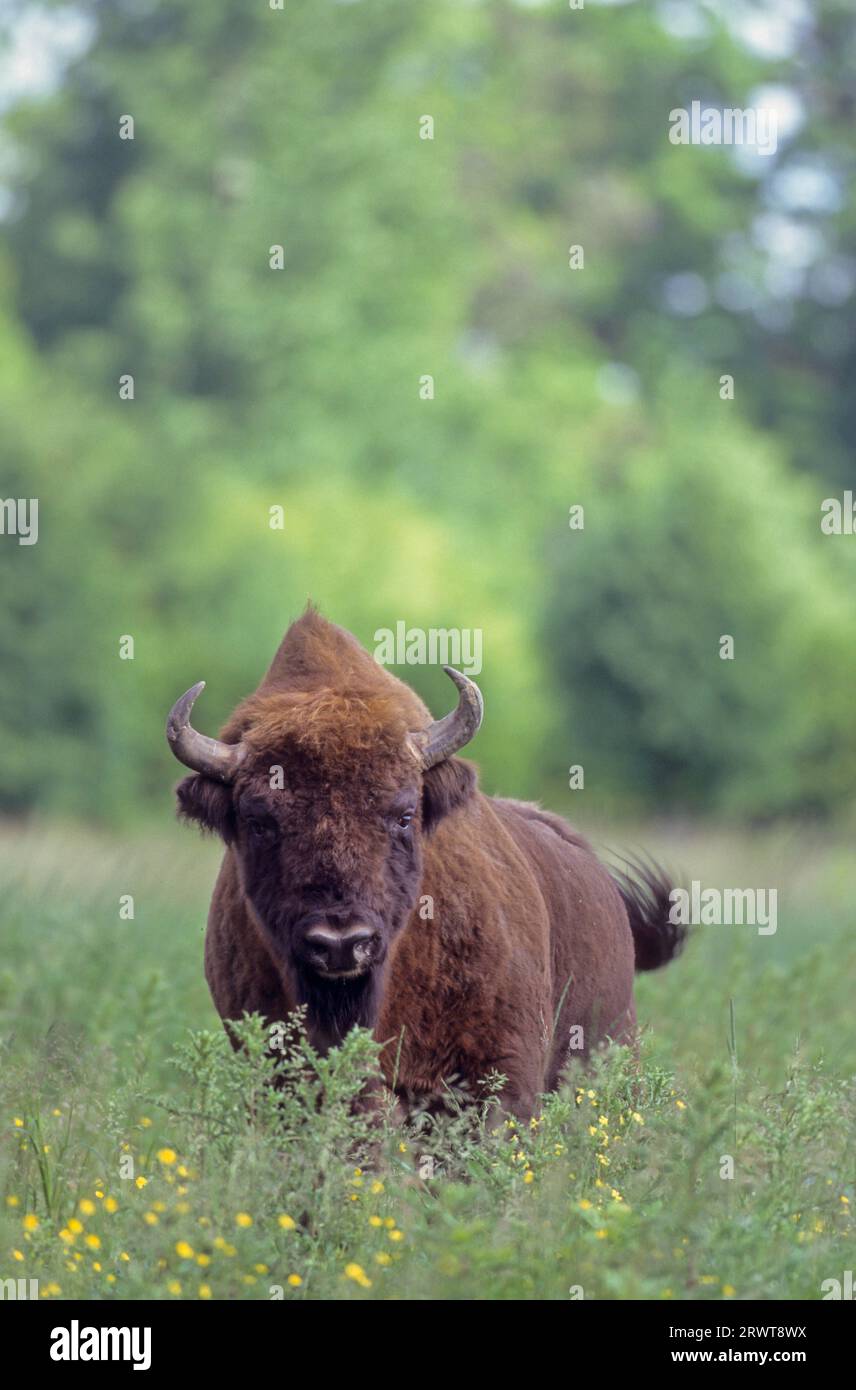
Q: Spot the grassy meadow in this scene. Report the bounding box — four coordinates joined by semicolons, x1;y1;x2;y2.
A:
1;816;854;1302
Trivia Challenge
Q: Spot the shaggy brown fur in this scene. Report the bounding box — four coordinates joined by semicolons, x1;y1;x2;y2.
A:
174;609;684;1119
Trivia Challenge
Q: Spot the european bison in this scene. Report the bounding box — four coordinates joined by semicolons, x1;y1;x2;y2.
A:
167;609;684;1119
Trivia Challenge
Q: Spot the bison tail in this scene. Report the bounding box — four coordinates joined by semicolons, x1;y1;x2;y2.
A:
611;855;687;972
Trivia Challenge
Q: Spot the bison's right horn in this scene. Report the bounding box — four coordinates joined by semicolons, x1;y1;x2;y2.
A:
166;681;246;783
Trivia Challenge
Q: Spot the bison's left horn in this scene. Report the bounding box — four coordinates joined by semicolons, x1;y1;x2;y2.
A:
410;666;484;769
166;681;246;783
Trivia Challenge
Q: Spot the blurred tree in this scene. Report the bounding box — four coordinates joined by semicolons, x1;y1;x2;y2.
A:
544;372;856;818
1;0;855;821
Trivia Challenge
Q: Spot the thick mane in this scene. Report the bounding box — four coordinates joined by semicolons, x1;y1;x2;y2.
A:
260;606;378;694
218;606;431;746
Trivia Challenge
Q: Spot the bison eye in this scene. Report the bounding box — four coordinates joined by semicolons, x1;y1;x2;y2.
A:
396;812;414;829
247;817;273;840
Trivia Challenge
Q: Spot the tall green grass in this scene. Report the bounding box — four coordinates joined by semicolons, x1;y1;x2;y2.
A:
1;820;853;1300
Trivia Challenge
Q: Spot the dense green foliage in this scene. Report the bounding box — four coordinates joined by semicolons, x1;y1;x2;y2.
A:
2;0;856;822
1;821;854;1300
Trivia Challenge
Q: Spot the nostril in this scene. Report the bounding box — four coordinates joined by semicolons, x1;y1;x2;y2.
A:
349;930;378;963
302;927;335;962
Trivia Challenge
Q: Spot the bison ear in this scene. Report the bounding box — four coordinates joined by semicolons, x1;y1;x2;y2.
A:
176;774;235;842
421;757;477;834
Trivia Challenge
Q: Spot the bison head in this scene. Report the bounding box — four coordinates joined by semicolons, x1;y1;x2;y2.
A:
166;633;481;1039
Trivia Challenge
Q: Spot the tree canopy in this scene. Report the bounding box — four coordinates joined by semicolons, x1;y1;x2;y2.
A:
1;0;855;822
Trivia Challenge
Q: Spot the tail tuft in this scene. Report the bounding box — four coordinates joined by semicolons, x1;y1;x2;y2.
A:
612;855;687;972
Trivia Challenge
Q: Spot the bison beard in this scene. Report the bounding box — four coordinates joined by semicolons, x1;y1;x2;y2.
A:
293;967;380;1056
167;607;686;1120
